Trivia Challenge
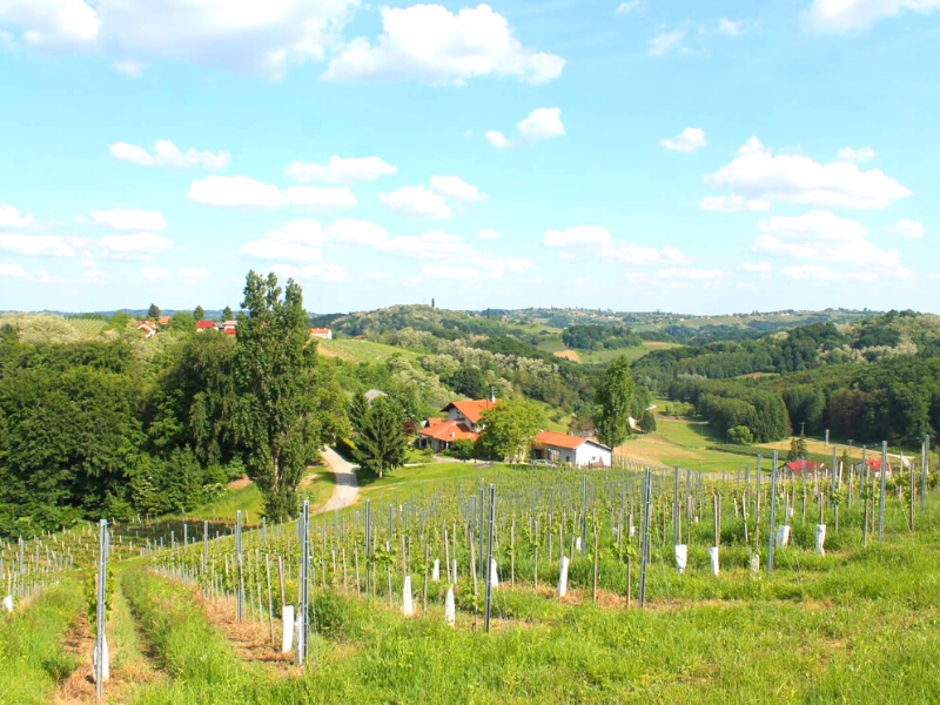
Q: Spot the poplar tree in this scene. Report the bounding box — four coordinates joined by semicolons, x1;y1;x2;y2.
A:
594;355;636;448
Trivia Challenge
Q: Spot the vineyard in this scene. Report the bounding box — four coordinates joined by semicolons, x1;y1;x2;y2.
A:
3;443;940;703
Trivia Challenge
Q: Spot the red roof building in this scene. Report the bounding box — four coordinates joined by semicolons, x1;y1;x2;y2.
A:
196;320;217;331
780;460;824;475
443;398;497;426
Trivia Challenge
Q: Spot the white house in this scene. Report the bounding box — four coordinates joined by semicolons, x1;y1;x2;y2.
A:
531;431;612;467
310;327;333;339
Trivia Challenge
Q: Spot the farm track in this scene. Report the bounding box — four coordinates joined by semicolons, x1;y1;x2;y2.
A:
199;591;295;674
318;446;360;513
52;610;95;704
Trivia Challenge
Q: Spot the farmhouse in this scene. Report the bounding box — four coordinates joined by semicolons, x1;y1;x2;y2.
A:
136;321;157;338
779;459;824;476
416;397;497;452
531;431;612;467
195;320;217;332
310;327;333;339
221;320;237;337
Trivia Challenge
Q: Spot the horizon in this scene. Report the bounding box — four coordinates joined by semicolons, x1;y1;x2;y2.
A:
1;1;938;314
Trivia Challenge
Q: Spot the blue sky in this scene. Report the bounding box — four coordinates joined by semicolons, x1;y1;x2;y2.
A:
1;0;938;314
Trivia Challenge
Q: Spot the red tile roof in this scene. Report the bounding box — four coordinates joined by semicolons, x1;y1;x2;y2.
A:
310;328;331;335
534;431;590;450
417;419;478;443
158;315;172;325
781;460;823;474
445;399;497;425
196;320;216;330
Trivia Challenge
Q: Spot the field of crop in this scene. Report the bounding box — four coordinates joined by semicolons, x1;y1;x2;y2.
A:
3;446;935;703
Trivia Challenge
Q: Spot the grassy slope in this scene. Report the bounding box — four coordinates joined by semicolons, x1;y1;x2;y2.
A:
617;417;754;471
0;581;83;704
357;461;512;503
318;337;423;364
578;340;682;365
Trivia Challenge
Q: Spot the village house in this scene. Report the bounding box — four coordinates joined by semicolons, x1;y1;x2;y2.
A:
310;327;333;339
195;320;217;332
136;321;157;338
530;431;612;467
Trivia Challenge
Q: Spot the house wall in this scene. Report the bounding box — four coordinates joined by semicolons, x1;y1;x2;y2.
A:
575;442;611;467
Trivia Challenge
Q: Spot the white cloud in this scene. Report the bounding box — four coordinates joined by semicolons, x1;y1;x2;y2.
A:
700;194;771;212
188;176;356;210
660;127;707;152
718;18;744;36
543;225;611;248
835;146;877;164
110;139;229;170
485;130;509;149
517;108;565;141
0;0;100;48
240;239;322;262
752;210;902;271
543;225;691;266
327;218;389;247
177;266;210;279
99;232;173;257
479;228;501;240
323;4;565;86
705;137;909;209
141;266;168;281
379;185;452;219
616;1;643;15
0;263;27;278
422;253;534;280
90;208;165;232
889;218;927;239
271;262;353;283
656;267;724;280
265;220;326;245
429;175;484;202
649;29;686;57
0;233;78;257
111;58;145;77
742;261;774;273
0;204;35;228
285;156;397;184
804;0;940;33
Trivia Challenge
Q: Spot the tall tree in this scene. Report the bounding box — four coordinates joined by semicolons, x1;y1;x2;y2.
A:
476;399;544;463
787;434;808;462
594;355;636;448
352;396;406;479
348;390;369;432
222;306;234;321
147;303;161;320
233;271;322;521
193;305;205;321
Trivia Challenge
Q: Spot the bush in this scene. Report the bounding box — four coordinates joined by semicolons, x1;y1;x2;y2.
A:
728;425;754;445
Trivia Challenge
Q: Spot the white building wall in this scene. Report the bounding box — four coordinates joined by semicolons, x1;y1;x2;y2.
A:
575;442;612;467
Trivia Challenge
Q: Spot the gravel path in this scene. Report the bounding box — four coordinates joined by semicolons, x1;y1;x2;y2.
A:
319;447;360;513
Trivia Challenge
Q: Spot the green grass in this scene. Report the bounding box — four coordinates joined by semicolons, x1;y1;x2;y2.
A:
318;337;424;364
618;417;756;470
0;581;83;703
578;341;683;365
358;461;512;502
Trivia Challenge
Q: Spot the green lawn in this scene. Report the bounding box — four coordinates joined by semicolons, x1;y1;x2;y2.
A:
358;461;511;502
578;341;682;365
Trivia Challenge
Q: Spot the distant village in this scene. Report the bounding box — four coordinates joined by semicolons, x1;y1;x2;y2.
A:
135;315;333;341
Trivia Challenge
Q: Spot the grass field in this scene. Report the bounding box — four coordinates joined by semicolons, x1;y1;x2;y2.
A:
357;460;509;502
617;415;755;471
317;337;423;364
578;341;682;365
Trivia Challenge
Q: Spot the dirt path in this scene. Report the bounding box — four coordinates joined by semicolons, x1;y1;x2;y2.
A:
318;446;360;513
200;593;294;673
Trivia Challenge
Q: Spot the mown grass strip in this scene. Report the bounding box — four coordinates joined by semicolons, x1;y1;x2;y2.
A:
0;581;83;704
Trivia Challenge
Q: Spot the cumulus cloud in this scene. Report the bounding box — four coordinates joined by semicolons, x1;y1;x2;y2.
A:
517;108;565;141
661;127;707;152
718;18;745;36
240;239;322;262
835;146;877;164
648;29;686;57
141;266;168;281
111;58;145;77
177;266;210;279
110;139;229;170
0;204;35;228
0;233;79;257
285;155;397;184
0;0;361;79
656;267;724;280
615;1;643;15
479;228;501;240
379;185;452;219
89;208;165;232
485;130;509;148
99;232;173;258
699;194;771;212
422;253;534;280
543;225;691;266
187;175;356;210
323;4;565;86
429;175;484;202
705;137;909;209
270;262;353;283
803;0;940;33
742;261;774;273
0;0;100;48
889;218;927;238
264;220;326;245
0;263;27;278
752;210;905;281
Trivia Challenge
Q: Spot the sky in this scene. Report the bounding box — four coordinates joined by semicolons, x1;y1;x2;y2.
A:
0;0;939;315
